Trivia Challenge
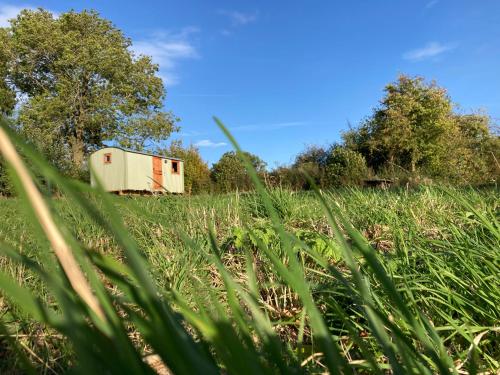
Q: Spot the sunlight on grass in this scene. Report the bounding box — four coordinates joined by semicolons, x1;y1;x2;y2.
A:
0;117;499;374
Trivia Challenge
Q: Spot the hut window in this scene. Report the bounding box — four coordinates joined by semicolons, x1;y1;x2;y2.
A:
104;153;112;164
171;161;179;174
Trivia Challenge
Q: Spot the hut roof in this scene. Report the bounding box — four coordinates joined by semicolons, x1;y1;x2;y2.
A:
97;146;183;161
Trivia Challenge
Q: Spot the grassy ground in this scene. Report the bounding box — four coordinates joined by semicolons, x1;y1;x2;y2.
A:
0;186;498;373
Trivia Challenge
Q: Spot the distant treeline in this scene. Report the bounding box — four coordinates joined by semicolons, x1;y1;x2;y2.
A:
175;75;499;194
2;74;499;195
270;75;500;190
0;8;498;194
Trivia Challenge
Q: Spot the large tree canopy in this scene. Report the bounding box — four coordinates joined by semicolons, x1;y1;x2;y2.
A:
0;28;16;115
343;75;499;183
346;75;455;173
1;9;178;176
211;151;267;192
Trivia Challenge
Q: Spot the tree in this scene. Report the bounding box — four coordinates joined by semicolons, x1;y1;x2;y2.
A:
3;9;178;177
346;75;455;174
325;146;368;187
269;165;307;190
344;75;500;185
157;141;211;194
211;151;266;192
292;146;329;189
442;114;499;184
0;29;15;115
270;145;368;190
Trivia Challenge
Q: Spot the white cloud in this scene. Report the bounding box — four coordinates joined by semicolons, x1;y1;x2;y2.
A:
403;42;457;61
178;130;202;137
0;6;197;86
0;4;59;27
218;10;258;26
194;139;227;148
0;4;29;27
132;27;199;86
230;121;309;132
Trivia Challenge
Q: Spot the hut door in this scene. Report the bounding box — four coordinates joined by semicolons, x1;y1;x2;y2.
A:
152;157;163;190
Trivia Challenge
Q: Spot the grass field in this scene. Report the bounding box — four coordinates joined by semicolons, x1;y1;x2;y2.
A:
0;184;499;373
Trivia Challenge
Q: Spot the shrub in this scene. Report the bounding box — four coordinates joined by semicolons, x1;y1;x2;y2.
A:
325;147;368;187
157;141;212;194
211;151;266;193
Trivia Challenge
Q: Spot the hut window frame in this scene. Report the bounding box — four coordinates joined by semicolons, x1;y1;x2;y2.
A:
171;160;180;174
104;153;112;164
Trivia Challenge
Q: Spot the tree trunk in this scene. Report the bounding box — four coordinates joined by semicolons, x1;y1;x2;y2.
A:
71;82;88;173
70;126;85;172
410;152;416;174
389;154;395;175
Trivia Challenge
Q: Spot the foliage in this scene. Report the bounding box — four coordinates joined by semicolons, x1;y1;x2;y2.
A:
225;225;342;261
270;145;368;189
1;117;499;373
0;28;16;115
269;165;306;190
0;118;16;195
444;113;500;184
325;146;368;187
0;157;14;196
343;74;500;184
294;145;329;167
2;9;178;177
344;75;456;173
211;150;267;192
157;141;212;194
242;187;297;220
292;145;329;188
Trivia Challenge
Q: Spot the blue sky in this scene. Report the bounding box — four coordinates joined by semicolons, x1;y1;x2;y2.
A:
1;1;499;167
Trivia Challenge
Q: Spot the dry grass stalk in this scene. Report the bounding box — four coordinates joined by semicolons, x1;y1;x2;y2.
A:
0;126;105;321
143;354;171;375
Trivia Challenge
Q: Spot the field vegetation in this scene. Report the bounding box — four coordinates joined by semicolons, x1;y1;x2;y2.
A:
0;7;499;375
0;121;499;373
0;9;498;196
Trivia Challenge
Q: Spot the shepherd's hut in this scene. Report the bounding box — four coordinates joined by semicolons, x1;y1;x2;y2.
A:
89;147;184;194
